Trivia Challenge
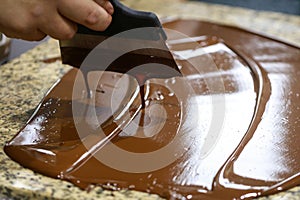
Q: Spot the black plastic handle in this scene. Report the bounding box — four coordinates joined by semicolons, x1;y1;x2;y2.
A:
77;0;167;40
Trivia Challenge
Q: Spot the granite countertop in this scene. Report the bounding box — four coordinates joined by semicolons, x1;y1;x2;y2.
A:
0;0;299;199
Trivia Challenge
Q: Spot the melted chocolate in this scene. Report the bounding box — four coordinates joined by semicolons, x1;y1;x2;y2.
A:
4;20;300;199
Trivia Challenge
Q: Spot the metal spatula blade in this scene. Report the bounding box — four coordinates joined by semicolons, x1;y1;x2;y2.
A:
59;0;182;82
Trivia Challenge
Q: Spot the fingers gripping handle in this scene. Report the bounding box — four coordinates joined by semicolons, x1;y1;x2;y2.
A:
77;0;167;40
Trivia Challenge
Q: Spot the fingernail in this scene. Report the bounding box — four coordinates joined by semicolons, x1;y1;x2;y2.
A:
106;2;114;15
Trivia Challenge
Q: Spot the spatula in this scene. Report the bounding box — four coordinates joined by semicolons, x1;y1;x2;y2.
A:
59;0;182;103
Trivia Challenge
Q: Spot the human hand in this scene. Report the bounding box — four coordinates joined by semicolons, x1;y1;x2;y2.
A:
0;0;114;41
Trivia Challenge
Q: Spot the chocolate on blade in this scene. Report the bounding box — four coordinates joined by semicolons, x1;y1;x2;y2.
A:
4;20;300;199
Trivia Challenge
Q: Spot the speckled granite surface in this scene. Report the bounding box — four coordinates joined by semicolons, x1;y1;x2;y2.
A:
0;0;299;199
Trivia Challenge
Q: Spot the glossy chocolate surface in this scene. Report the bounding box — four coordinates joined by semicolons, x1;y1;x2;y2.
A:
4;20;300;199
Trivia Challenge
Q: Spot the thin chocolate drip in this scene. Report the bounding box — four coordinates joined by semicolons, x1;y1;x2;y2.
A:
81;70;92;99
140;85;145;109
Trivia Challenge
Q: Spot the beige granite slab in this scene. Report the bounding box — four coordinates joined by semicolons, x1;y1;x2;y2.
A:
0;0;299;199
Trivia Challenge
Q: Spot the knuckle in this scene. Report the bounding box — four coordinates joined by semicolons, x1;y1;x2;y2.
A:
85;8;102;25
101;15;112;29
30;4;44;18
90;14;112;31
59;27;77;40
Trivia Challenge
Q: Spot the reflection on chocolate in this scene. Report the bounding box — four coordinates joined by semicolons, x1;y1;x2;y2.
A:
4;20;300;199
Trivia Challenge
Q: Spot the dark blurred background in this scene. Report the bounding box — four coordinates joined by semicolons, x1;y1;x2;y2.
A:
192;0;300;15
